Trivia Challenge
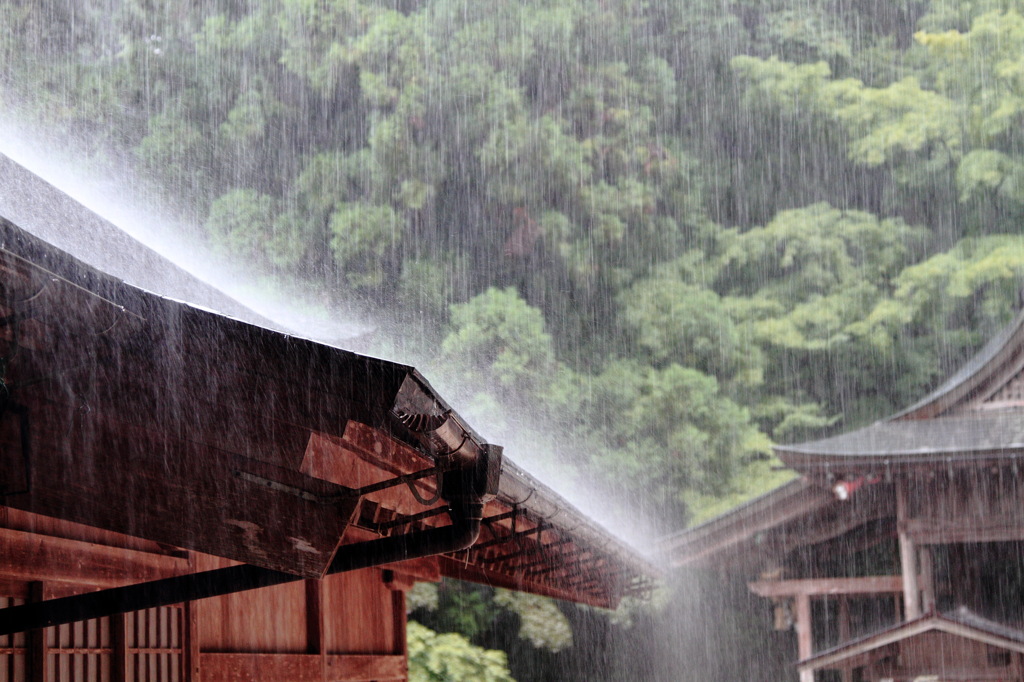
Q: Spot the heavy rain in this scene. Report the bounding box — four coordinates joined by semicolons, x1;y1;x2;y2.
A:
1;1;1023;681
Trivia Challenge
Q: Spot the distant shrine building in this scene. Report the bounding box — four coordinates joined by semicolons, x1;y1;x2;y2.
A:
0;156;654;681
662;308;1024;680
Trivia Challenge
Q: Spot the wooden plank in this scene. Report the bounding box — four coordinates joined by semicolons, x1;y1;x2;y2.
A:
795;593;813;682
340;423;432;478
0;401;356;578
303;429;441;519
0;507;184;556
438;556;614;608
198;654;322;681
73;369;314;473
8;303;402;449
0;578;28;599
6;338;314;476
906;515;1024;544
932;620;1024;655
183;600;200;682
800;642;900;677
748;576;903;598
877;667;1018;681
324;654;406;681
800;616;1024;674
197;653;405;681
165;309;407;431
0;526;188;588
196;580;308;654
322;569;396;654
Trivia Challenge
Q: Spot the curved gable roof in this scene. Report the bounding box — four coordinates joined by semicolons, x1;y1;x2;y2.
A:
776;308;1024;474
895;306;1024;420
798;607;1024;676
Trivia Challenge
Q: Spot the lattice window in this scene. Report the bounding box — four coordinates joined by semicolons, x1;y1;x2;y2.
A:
47;615;113;681
0;597;26;681
0;597;184;681
124;606;183;682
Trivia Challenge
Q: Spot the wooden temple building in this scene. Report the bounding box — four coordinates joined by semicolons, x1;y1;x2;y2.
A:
0;153;654;681
661;309;1024;681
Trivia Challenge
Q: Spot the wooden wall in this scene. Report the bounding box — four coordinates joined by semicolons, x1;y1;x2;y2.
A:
0;510;411;682
907;468;1024;545
851;631;1024;681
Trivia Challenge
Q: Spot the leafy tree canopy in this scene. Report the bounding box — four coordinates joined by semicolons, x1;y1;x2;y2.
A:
408;621;516;682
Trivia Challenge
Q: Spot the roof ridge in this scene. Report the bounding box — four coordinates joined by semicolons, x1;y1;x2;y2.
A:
893;306;1024;420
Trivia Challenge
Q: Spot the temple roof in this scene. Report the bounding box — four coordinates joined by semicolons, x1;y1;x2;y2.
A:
660;307;1024;567
777;307;1024;474
776;410;1024;470
797;607;1024;676
0;157;657;608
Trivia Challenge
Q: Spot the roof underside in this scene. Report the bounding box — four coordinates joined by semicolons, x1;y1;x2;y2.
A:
658;477;895;570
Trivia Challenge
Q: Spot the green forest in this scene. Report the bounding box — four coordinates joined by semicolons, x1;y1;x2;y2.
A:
3;0;1024;678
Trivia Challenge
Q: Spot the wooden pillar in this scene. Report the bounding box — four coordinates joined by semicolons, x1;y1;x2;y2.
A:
896;483;920;620
795;593;814;682
305;580;326;682
392;590;407;657
183;601;201;682
918;546;935;613
838;596;852;682
27;581;47;682
110;613;129;682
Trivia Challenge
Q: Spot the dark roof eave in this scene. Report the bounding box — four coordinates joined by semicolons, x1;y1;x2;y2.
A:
774;408;1024;473
777;446;1024;474
657;478;834;567
0;212;660;595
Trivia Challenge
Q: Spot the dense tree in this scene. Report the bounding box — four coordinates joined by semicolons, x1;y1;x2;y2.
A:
408;621;516;682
